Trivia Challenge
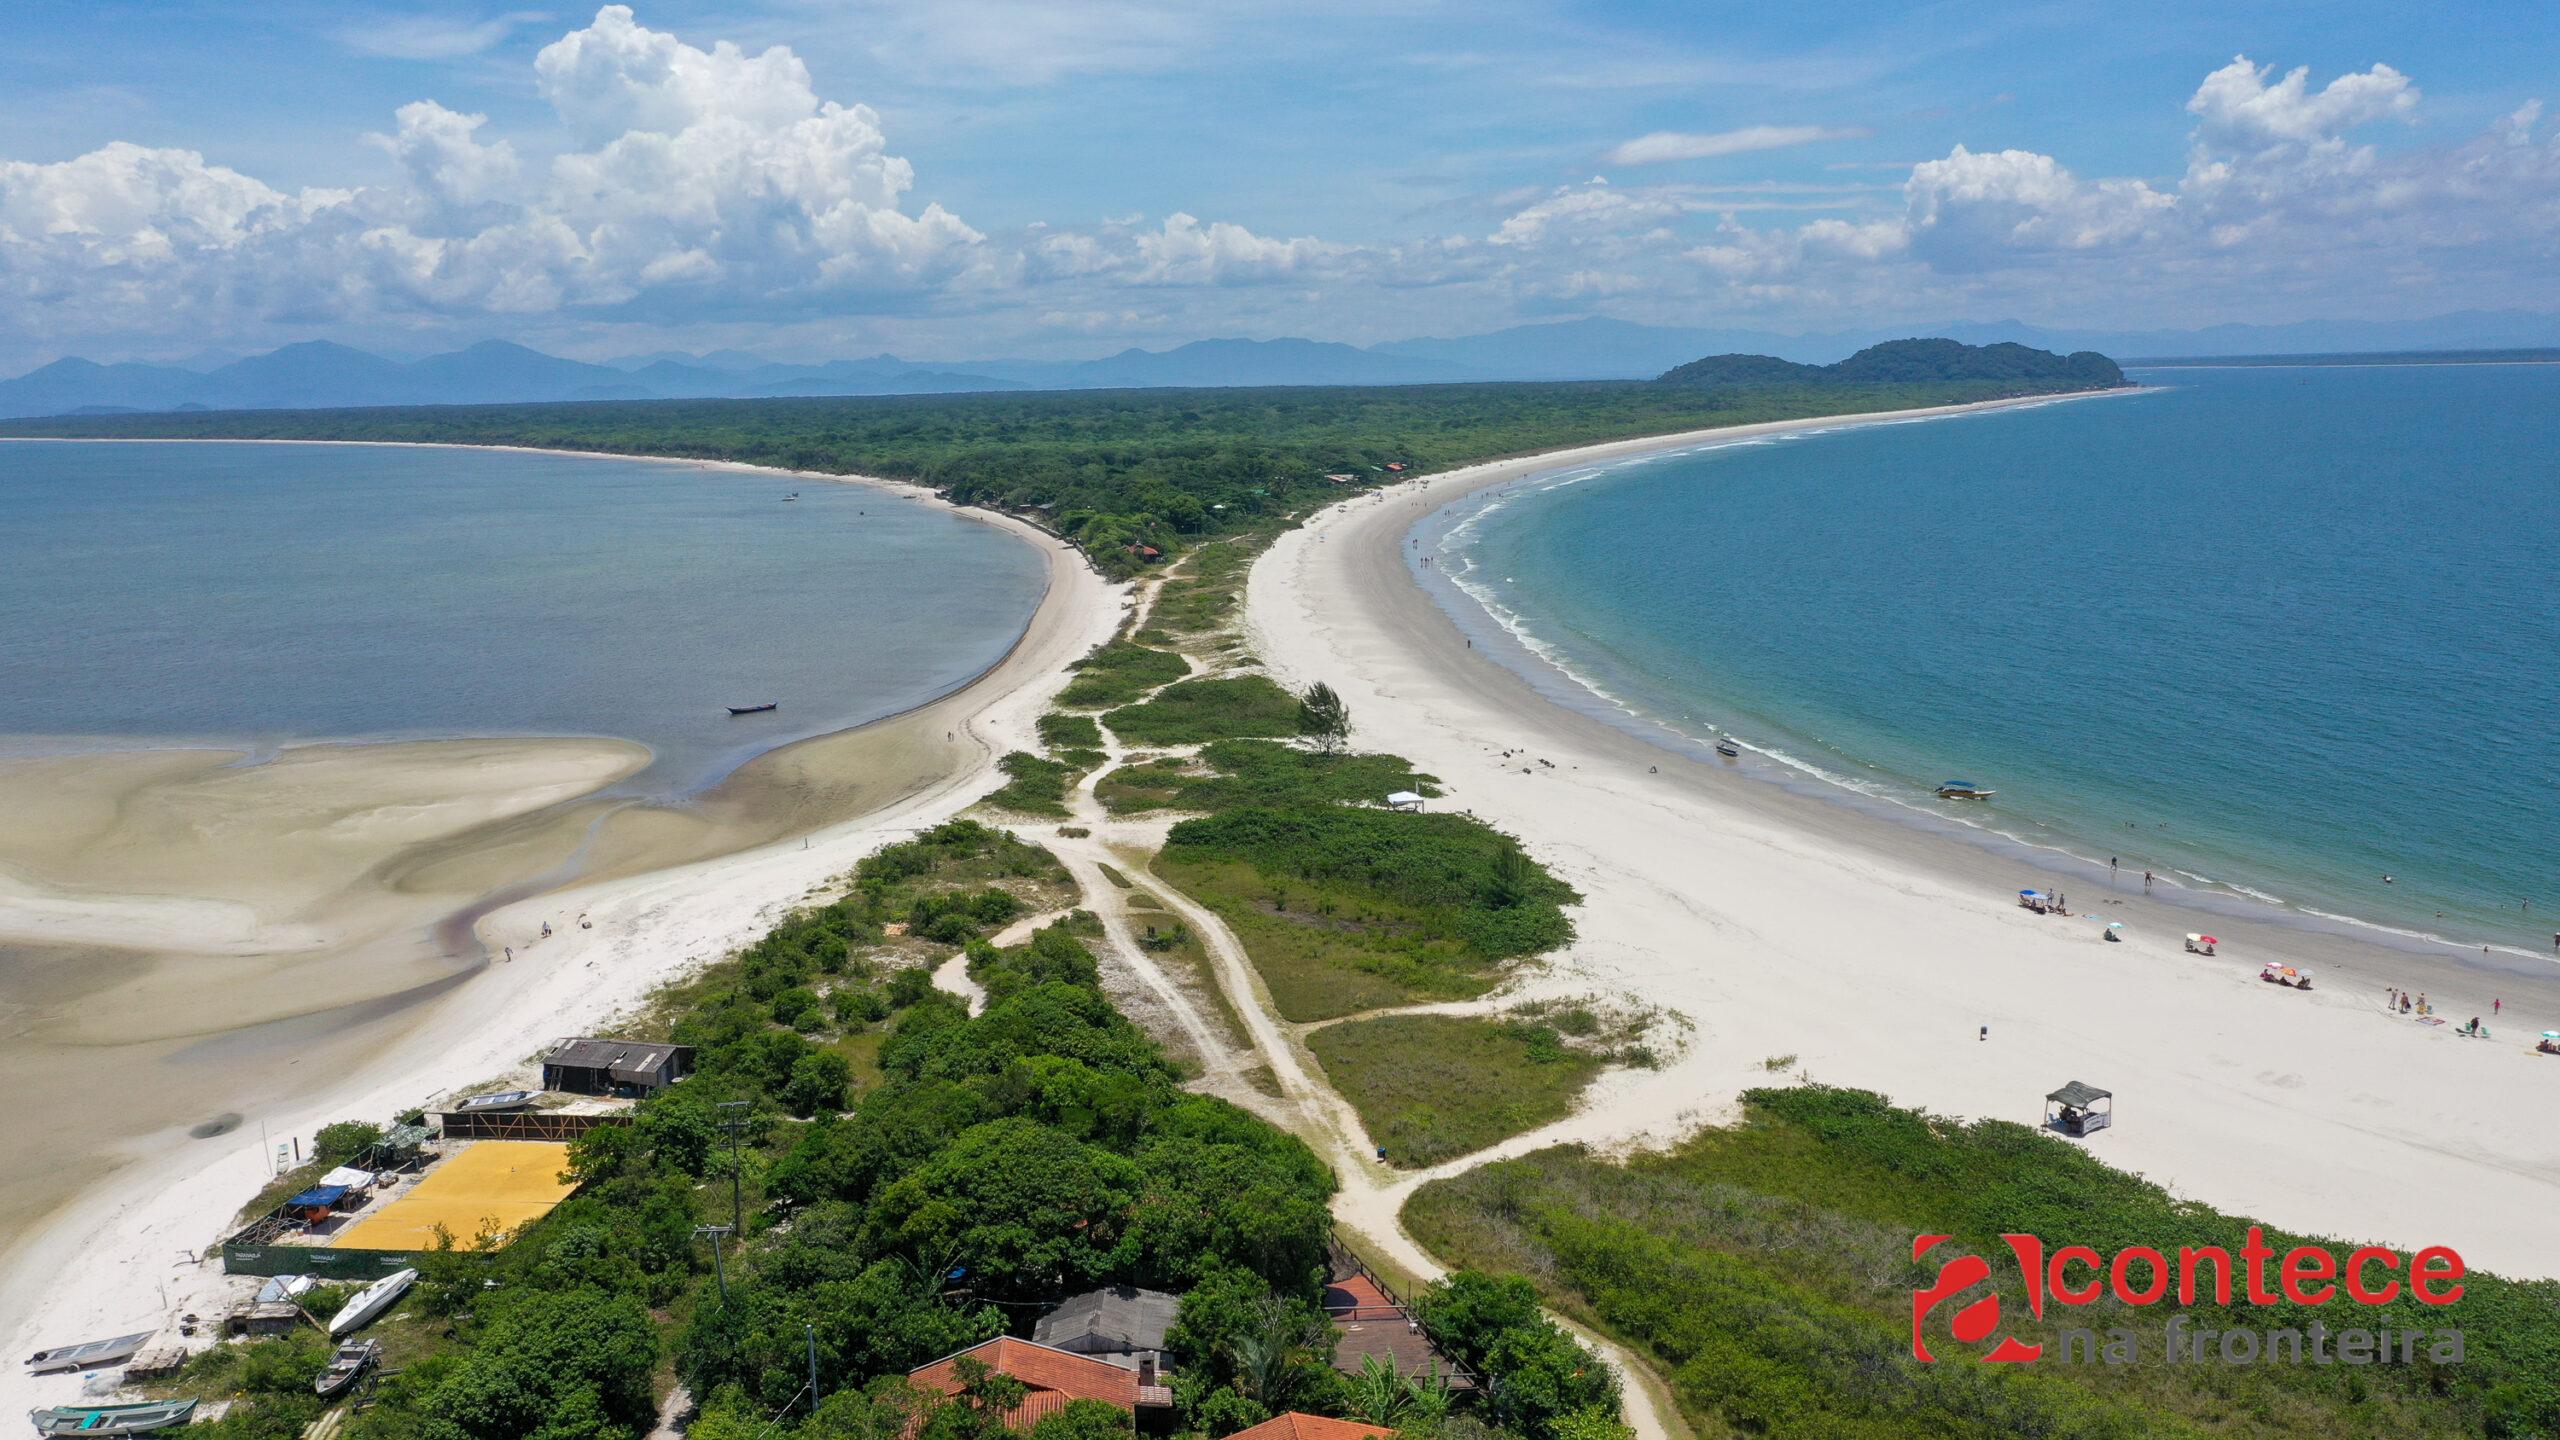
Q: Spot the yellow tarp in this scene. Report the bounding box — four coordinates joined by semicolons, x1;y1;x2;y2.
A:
332;1141;576;1251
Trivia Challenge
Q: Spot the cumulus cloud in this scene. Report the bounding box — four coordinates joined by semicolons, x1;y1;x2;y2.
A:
1604;124;1868;166
2187;56;2417;147
0;6;998;349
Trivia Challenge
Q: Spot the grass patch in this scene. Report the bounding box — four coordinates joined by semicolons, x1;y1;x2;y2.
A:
1096;755;1198;813
1037;712;1105;750
1310;1014;1602;1167
1151;803;1575;1020
985;751;1074;816
1408;1084;2560;1440
1131;739;1441;814
1153;854;1501;1021
1056;641;1188;708
1152;536;1264;638
1097;862;1134;888
1102;675;1304;745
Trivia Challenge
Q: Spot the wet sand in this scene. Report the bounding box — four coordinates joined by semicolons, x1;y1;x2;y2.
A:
0;451;1125;1403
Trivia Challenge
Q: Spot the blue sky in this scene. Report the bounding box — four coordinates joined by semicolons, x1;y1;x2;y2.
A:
1;1;2553;366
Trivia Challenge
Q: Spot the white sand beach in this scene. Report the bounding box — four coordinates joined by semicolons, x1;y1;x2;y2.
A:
1247;396;2560;1280
0;469;1124;1417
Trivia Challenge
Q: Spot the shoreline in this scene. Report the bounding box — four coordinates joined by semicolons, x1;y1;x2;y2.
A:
1246;391;2560;1279
0;444;1127;1417
1402;402;2552;974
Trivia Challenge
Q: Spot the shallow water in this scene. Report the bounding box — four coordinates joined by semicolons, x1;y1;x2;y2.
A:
1425;365;2560;957
0;441;1047;793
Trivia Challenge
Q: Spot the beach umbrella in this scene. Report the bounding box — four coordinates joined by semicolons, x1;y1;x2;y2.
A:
2020;889;2043;899
2198;935;2218;945
2544;1031;2559;1040
2105;921;2124;929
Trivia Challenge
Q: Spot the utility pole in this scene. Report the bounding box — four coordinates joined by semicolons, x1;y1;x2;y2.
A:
714;1100;752;1237
693;1224;732;1303
806;1322;819;1413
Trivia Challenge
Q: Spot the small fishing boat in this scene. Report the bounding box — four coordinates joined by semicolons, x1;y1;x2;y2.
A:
1714;738;1740;759
1934;781;1997;800
24;1330;153;1374
315;1339;380;1398
725;702;779;716
454;1088;534;1114
29;1400;197;1436
327;1268;417;1338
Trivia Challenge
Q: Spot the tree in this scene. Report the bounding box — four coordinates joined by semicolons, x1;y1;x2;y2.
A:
418;1287;658;1440
784;1050;854;1116
1025;1398;1137;1440
1297;682;1351;754
312;1120;383;1165
1170;1269;1339;1412
1486;840;1537;910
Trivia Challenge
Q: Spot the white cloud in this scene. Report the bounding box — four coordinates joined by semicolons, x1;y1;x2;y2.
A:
1604;124;1868;166
368;102;520;214
2187;56;2417;147
1489;180;1684;246
1132;213;1338;285
337;10;552;61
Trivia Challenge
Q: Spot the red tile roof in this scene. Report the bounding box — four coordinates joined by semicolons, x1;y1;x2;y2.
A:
907;1337;1149;1430
1228;1414;1397;1440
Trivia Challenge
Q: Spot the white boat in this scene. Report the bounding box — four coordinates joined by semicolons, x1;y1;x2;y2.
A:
327;1268;417;1338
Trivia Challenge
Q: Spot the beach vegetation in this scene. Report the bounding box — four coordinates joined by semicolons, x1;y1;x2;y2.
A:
986;751;1075;816
1057;641;1189;708
1296;683;1351;753
1103;676;1304;745
1407;1083;2560;1440
1100;740;1436;816
1157;806;1575;1021
313;1119;384;1164
1307;1014;1604;1167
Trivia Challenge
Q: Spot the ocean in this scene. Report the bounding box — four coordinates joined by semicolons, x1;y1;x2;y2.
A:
1419;364;2560;959
0;441;1048;793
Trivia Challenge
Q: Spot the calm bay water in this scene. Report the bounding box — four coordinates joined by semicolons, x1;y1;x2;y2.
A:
1426;365;2560;956
0;441;1047;794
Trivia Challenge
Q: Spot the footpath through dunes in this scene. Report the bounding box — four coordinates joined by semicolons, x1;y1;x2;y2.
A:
973;541;1692;1440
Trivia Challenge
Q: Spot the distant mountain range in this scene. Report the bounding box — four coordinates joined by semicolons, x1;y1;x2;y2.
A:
1659;338;2123;390
2;310;2551;420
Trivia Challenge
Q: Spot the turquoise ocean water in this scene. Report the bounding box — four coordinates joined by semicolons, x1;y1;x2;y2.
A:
1420;364;2560;960
0;441;1047;796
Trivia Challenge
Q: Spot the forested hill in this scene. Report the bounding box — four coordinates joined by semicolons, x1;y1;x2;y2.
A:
3;371;2121;578
1659;338;2125;390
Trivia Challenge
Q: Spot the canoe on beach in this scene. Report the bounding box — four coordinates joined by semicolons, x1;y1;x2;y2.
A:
29;1400;198;1436
23;1330;153;1373
725;702;779;715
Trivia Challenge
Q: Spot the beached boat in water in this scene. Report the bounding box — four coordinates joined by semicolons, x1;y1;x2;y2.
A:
315;1339;380;1398
29;1400;197;1436
1714;737;1740;758
726;702;779;716
23;1330;154;1375
327;1269;416;1338
1934;780;1996;800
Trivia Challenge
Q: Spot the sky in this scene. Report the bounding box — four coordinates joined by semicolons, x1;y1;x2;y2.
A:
0;0;2554;367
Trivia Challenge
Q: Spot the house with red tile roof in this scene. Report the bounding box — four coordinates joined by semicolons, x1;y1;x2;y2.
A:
1227;1414;1396;1440
907;1336;1173;1430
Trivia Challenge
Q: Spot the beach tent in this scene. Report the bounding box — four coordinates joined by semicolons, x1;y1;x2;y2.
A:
318;1166;377;1190
287;1184;351;1210
1385;791;1425;812
2044;1081;2113;1138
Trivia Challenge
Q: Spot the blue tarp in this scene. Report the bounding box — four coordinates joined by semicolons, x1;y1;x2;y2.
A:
286;1185;350;1209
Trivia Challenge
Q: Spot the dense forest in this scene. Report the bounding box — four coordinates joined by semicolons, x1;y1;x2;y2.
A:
1658;338;2125;390
167;821;1620;1440
5;353;2123;575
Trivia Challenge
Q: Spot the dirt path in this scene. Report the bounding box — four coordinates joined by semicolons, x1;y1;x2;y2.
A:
983;558;1686;1440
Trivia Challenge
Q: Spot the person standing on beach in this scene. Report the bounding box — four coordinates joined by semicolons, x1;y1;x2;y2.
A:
2111;856;2119;875
2493;997;2502;1016
2144;869;2154;892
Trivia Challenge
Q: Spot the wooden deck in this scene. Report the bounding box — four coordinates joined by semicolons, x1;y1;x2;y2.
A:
1323;1264;1474;1389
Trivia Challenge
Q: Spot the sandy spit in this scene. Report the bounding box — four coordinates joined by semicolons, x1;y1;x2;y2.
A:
1246;393;2560;1280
